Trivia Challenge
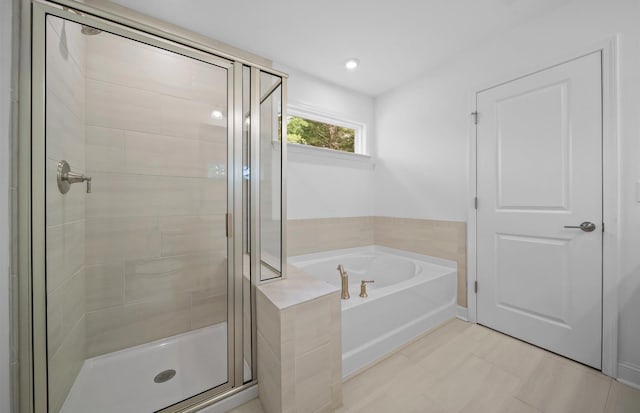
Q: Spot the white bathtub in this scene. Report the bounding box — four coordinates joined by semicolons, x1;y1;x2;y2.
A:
290;246;457;378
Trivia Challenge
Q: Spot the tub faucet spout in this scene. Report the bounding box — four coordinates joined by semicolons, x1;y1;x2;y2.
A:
337;264;350;300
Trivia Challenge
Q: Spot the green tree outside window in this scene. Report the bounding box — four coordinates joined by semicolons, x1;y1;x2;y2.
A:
286;116;355;152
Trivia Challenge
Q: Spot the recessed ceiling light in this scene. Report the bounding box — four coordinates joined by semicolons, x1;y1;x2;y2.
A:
345;58;360;71
211;110;224;119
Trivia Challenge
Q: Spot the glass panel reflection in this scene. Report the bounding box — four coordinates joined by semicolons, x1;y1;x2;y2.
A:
259;72;283;279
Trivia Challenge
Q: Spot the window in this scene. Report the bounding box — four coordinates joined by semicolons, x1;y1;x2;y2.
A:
287;115;356;152
285;106;366;154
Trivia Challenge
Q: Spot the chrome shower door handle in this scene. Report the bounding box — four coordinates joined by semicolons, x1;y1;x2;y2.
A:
57;160;92;194
563;222;596;232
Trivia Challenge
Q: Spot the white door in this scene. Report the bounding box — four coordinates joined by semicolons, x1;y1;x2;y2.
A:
476;52;603;369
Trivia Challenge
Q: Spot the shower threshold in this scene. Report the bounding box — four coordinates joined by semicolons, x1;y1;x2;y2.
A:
61;322;250;413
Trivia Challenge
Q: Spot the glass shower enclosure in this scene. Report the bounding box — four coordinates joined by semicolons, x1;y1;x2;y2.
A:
18;1;286;412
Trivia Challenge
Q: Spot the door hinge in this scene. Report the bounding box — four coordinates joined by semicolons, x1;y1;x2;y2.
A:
471;111;479;125
602;222;605;233
474;197;478;210
474;281;478;293
226;213;232;238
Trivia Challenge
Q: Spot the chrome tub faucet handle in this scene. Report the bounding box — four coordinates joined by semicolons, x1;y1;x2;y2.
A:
359;280;375;298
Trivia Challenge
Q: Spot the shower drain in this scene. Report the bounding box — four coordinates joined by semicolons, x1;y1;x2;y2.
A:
154;369;176;384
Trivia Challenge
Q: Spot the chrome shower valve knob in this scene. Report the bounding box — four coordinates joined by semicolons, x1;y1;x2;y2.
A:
57;160;92;194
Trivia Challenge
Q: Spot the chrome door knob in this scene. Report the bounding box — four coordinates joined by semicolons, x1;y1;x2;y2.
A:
563;222;596;232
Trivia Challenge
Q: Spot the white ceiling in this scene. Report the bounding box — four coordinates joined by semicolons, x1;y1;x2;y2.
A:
111;0;574;96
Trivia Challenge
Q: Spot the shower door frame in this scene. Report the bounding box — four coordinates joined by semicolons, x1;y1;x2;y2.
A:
16;1;288;412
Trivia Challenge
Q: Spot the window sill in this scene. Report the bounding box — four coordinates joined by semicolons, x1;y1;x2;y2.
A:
285;142;374;169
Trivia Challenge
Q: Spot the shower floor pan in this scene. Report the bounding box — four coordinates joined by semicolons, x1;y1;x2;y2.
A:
61;322;250;413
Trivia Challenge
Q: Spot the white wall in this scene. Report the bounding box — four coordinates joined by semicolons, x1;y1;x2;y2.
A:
274;64;376;220
374;0;640;384
0;0;12;410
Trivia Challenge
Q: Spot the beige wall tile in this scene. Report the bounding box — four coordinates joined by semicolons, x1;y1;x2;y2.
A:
257;290;284;356
190;292;227;330
46;23;86;120
47;284;65;359
293;295;331;357
45;18;87;413
295;343;333;413
87;32;227;104
280;337;296;413
46;17;87;75
190;60;229;103
85;126;125;173
86;78;164;134
47;221;87;294
85;217;160;266
159;215;226;257
287;217;373;256
87;33;192;98
257;331;282;413
257;281;342;412
286;219;319;256
64;269;86;335
46;88;86;172
374;216;467;307
257;285;341;413
124;131;225;177
86;263;124;311
124;253;226;303
63;220;85;279
86;128;227;178
46;225;65;294
86;173;226;218
160;94;227;142
49;317;86;413
86;293;191;357
82;36;231;361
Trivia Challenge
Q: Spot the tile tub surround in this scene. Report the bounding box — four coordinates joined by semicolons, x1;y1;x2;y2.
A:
287;216;467;307
83;29;229;357
257;266;342;413
287;217;374;257
374;217;467;307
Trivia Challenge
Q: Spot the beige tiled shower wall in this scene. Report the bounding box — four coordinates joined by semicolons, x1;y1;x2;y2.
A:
83;31;229;357
287;216;467;307
45;18;88;413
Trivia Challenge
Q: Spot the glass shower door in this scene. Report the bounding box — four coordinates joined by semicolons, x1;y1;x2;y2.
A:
43;12;233;413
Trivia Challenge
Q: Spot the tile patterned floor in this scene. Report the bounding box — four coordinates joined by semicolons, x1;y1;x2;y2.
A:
228;319;640;413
